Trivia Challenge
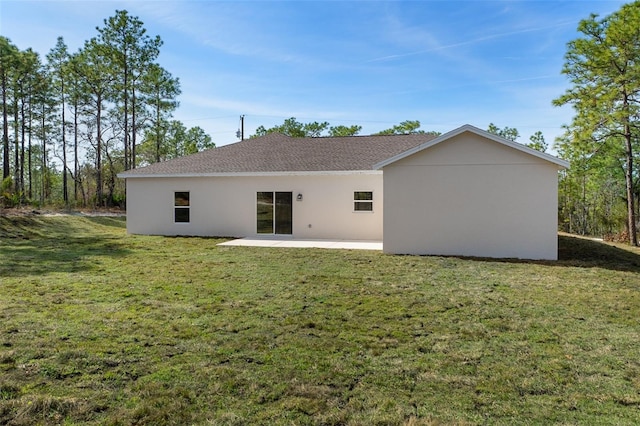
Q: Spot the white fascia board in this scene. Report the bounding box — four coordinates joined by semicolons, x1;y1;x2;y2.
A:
373;124;570;170
118;170;383;179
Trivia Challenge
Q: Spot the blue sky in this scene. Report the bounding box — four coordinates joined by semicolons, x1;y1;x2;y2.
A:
0;0;627;147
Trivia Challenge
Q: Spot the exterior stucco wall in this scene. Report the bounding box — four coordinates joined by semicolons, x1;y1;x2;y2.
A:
383;132;560;260
125;174;383;240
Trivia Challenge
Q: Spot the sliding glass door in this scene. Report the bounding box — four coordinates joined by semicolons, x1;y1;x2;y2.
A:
257;192;292;235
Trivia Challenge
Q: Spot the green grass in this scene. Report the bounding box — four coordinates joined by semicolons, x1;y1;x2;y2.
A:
1;215;640;425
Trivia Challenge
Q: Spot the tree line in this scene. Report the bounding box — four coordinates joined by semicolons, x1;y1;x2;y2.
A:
3;3;639;246
0;10;213;208
252;118;441;138
554;1;640;245
486;0;640;248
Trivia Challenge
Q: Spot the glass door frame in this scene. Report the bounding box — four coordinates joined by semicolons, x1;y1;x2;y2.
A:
256;191;293;235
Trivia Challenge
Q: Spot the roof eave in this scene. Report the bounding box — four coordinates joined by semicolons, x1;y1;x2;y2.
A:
118;170;383;179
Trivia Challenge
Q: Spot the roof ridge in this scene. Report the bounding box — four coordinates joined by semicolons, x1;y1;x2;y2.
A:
247;132;434;142
309;133;429;139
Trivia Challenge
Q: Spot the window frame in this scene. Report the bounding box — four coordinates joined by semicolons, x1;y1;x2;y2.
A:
174;191;191;223
353;191;373;212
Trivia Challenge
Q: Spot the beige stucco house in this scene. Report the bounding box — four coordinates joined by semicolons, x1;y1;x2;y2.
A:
119;124;569;260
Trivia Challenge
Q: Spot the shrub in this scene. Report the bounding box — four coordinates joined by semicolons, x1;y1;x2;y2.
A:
0;177;22;208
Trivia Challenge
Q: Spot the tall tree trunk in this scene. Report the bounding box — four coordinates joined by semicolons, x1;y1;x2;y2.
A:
155;90;161;163
41;102;46;205
123;61;129;171
1;72;9;180
27;92;32;199
624;120;638;245
61;77;68;204
19;93;25;196
13;92;19;190
131;86;136;169
96;94;103;207
74;99;78;204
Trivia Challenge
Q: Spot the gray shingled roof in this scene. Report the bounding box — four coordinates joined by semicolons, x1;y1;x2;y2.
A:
120;132;438;176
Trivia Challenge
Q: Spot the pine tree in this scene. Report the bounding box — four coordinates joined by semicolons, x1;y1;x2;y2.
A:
554;2;640;245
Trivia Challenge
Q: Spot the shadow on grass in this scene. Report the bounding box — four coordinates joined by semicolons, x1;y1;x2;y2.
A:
409;235;640;273
469;235;640;272
84;216;127;229
555;234;640;272
0;216;130;278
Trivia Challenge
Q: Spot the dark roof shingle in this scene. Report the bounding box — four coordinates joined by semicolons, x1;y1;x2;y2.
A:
121;132;438;176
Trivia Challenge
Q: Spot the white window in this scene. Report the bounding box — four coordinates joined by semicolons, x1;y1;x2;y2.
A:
354;191;373;212
174;191;190;223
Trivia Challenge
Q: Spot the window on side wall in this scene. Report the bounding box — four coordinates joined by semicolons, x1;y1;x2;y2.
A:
174;191;190;223
354;191;373;212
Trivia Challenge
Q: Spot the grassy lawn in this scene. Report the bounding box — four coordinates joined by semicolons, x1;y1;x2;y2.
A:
1;216;640;425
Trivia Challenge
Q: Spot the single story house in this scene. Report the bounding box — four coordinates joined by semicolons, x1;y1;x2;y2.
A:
118;124;569;260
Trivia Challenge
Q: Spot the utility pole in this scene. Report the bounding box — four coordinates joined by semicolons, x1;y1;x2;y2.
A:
236;115;245;141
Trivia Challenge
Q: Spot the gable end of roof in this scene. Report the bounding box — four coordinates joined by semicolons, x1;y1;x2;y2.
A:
373;124;570;170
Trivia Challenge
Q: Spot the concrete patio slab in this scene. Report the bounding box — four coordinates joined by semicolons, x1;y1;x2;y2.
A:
218;238;383;251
